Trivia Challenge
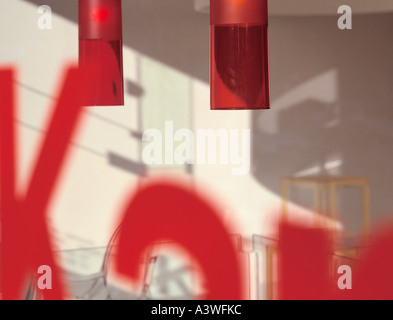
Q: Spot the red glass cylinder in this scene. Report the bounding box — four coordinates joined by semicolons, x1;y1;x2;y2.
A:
210;0;270;110
79;0;124;106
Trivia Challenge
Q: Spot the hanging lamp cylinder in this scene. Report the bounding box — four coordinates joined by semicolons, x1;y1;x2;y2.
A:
79;0;124;106
210;0;270;110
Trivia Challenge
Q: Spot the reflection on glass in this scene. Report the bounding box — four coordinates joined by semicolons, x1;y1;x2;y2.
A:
210;0;270;110
211;24;269;110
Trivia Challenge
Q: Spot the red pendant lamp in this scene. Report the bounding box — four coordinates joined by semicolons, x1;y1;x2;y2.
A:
79;0;124;106
210;0;270;110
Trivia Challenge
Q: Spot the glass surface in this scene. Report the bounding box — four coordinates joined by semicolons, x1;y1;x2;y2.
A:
211;24;270;110
79;39;124;106
78;0;124;106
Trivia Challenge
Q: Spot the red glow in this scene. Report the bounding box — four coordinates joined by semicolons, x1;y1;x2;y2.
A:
92;8;109;22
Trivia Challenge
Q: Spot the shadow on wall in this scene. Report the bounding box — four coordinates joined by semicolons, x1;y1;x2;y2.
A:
25;0;393;228
252;14;393;230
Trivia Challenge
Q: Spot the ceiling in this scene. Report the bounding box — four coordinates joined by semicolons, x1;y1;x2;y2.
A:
194;0;393;16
